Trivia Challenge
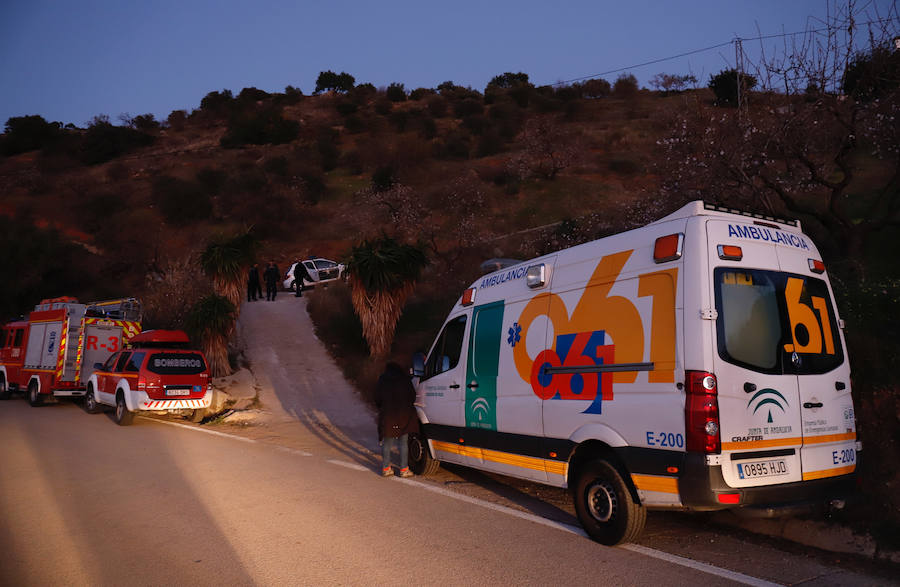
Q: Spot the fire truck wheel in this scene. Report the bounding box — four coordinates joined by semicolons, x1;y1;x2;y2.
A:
27;382;42;407
0;375;9;400
84;384;100;414
114;392;134;426
573;459;646;546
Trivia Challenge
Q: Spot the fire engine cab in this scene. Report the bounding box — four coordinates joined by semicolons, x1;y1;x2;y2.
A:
0;296;142;405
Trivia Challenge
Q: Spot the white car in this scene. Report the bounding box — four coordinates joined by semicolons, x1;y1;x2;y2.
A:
283;258;346;291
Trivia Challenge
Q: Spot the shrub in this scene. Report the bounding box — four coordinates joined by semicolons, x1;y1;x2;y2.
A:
374;98;392;115
580;78;611;98
238;86;271;102
649;73;698;95
409;87;436;100
335;100;359;116
316;127;340;170
436;130;470;159
426;95;448;117
220;107;300;148
612;73;639;97
453;98;483;118
200;89;235;113
152;175;212;225
1;115;62;156
842;45;900;102
80;115;154;165
708;69;757;106
386;82;407;102
167;110;188;130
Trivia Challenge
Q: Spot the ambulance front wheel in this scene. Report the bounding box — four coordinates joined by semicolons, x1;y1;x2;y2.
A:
574;459;646;545
408;430;440;476
114;392;134;426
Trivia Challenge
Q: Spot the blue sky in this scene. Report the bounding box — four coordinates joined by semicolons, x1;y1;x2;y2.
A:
1;1;895;127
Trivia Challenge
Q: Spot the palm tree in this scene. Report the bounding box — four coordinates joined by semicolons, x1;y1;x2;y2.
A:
186;294;236;377
199;230;257;317
346;236;428;357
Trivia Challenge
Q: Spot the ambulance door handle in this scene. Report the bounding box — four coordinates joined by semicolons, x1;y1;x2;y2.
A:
743;382;757;393
803;402;823;409
448;384;460;389
467;382;479;389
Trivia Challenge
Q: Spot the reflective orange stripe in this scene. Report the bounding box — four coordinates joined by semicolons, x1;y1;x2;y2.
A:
802;464;855;481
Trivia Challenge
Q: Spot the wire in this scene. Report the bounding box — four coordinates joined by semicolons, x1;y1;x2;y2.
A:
548;15;900;87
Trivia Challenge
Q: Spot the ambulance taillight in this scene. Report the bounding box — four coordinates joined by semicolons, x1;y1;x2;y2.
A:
685;371;721;454
808;259;826;274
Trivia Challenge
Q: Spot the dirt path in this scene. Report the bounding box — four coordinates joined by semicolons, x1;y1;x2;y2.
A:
233;293;378;464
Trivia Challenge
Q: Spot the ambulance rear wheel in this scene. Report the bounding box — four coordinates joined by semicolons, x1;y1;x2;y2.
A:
84;384;100;414
114;392;134;426
408;430;440;476
27;382;42;407
574;459;646;545
0;375;9;400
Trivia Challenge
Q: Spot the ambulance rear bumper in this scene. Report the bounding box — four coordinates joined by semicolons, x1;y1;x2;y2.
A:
678;453;858;512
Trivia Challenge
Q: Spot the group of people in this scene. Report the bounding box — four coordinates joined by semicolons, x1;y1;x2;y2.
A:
246;262;282;302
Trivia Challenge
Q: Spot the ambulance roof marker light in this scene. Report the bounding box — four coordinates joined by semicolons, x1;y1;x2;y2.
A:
653;233;684;264
461;288;477;306
526;264;546;289
717;245;743;261
808;259;826;274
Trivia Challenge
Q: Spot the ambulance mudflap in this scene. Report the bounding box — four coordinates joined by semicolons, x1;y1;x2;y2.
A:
410;201;858;546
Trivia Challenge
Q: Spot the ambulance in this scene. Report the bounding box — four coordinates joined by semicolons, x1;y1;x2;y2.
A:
409;201;859;545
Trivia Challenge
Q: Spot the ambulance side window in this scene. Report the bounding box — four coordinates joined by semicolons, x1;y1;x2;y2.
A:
424;315;467;379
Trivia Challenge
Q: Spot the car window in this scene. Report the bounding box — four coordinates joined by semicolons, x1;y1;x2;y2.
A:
424;315;467;379
102;352;121;371
314;260;336;270
126;351;146;372
115;352;131;372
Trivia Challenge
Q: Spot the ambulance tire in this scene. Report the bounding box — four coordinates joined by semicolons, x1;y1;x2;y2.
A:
114;391;134;426
408;430;440;476
83;384;100;414
574;459;646;546
27;381;42;407
0;375;9;400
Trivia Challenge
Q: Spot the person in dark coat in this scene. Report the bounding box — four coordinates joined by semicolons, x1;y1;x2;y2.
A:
293;261;312;297
247;264;261;302
263;261;280;301
375;362;419;477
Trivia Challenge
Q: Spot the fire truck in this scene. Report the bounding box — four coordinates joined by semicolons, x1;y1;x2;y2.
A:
0;296;142;405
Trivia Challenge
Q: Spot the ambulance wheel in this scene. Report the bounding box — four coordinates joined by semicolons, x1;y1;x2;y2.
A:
27;382;42;407
114;392;134;426
408;430;440;476
83;384;100;414
574;459;646;545
0;375;9;400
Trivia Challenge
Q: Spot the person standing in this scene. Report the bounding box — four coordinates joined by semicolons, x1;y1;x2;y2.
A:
247;264;261;302
253;263;263;300
375;362;418;477
293;261;312;297
264;261;280;301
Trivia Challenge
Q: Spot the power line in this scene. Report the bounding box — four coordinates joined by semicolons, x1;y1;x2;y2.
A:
548;15;900;87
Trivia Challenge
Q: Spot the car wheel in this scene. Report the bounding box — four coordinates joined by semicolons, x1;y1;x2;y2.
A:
408;429;440;476
27;381;42;407
189;408;207;423
573;459;646;545
114;391;134;426
0;375;9;400
84;383;99;414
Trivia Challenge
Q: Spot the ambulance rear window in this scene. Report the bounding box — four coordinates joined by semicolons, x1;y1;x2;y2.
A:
147;352;207;375
714;269;844;375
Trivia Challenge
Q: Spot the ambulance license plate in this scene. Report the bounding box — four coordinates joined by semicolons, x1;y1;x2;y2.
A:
737;459;789;480
165;388;191;396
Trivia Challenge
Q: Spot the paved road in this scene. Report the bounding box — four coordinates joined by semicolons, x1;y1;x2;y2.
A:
2;295;896;585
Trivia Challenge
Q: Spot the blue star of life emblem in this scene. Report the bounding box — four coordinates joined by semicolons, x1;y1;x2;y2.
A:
507;322;522;347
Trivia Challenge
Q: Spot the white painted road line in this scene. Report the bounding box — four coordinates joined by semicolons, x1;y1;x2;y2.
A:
143;420;782;586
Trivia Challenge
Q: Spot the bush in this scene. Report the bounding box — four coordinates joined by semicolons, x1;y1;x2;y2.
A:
220;107;300;148
200;89;235;113
426;95;448;118
580;78;611;98
842;45;900;102
708;69;757;107
386;82;407;102
453;98;484;118
374;98;392;115
1;115;62;156
167;110;188;130
238;86;271;103
80;115;154;165
612;73;639;97
335;100;359;116
152;176;212;225
316;127;340;171
409;87;436;100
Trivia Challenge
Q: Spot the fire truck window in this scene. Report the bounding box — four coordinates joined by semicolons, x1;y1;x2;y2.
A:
2;330;8;347
114;352;131;372
126;352;146;372
14;329;24;347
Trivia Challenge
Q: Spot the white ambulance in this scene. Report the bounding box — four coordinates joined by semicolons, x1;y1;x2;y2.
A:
409;201;859;545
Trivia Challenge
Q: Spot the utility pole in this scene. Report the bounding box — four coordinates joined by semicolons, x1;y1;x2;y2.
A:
735;37;744;116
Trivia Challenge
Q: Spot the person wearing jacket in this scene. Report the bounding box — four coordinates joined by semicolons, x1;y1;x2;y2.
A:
375;362;419;477
247;264;261;302
293;261;312;297
263;261;280;301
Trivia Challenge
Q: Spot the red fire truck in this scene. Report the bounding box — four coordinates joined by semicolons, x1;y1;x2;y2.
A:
0;296;142;405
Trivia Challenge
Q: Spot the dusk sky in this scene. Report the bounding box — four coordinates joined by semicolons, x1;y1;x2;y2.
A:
1;1;896;127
